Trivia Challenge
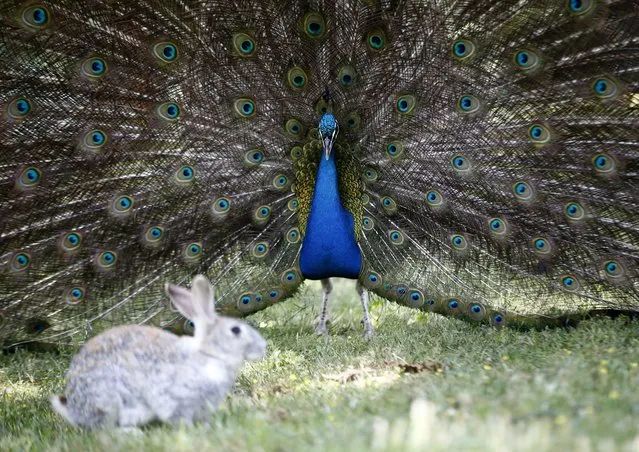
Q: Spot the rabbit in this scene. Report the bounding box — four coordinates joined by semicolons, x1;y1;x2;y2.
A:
50;275;267;429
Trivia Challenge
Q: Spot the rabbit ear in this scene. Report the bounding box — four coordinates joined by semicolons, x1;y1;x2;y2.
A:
190;274;218;321
165;282;197;321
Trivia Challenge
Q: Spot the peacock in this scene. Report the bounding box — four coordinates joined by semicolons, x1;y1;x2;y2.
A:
1;0;638;346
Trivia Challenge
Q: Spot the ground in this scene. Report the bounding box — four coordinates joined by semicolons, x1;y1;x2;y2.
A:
1;280;638;451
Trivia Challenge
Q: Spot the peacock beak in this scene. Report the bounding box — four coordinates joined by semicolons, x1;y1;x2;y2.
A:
323;137;332;160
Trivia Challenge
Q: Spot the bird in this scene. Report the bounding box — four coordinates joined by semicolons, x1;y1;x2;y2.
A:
1;0;638;346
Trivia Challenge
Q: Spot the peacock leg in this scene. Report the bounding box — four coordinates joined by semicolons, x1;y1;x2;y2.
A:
315;278;332;335
356;281;375;339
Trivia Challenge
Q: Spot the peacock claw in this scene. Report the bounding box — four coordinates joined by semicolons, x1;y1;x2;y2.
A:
315;326;328;336
315;324;329;336
361;318;375;340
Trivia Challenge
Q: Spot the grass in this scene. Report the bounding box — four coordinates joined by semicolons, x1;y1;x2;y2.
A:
1;280;639;451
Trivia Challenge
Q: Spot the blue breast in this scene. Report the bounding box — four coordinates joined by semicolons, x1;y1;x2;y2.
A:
299;151;362;280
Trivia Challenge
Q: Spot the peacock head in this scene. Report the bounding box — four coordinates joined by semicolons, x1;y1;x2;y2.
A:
319;113;338;160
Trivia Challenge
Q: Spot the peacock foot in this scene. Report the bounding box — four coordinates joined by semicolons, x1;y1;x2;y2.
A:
361;320;375;340
315;323;329;336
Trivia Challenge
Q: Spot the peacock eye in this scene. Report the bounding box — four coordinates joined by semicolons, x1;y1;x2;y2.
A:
303;13;326;38
452;38;476;60
82;57;108;78
287;66;308;90
153;42;179;63
231;326;241;335
367;29;387;51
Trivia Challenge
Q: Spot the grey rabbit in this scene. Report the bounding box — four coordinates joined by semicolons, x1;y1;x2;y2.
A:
51;275;267;429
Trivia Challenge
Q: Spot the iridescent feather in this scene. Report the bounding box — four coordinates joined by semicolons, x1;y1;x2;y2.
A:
0;0;638;345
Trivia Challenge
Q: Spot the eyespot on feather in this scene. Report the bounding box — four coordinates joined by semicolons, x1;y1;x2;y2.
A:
531;237;553;257
285;118;305;137
21;5;50;29
567;0;597;17
513;49;543;74
243;148;265;167
338;65;357;87
7;97;33;120
253;205;272;226
564;202;586;222
142;226;166;247
457;95;482;114
528;123;551;145
95;251;117;270
380;195;397;214
234;98;256;117
450;234;468;251
182;242;203;263
232;32;257;57
109;195;134;217
10;252;31;272
592;77;619;100
286;227;301;244
385;141;404;159
251;242;270;258
60;232;83;253
174;165;195;185
16;167;42;191
287;66;308;90
280;268;301;288
395;95;416;115
451;155;471;172
212;197;231;219
362;271;382;289
388;229;405;246
451;38;476;61
425;190;444;208
157;102;181;121
153;41;179;63
81;57;108;79
303;13;326;39
362;216;374;231
560;275;580;292
367;29;387;51
64;287;86;305
83;129;108;151
468;303;487;321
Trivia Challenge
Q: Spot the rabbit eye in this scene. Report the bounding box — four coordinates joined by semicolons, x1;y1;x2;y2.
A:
231;326;241;335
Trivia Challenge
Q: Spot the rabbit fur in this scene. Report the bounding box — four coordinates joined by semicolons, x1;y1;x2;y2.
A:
51;275;267;429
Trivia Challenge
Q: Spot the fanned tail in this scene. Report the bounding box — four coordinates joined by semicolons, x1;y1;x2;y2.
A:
354;0;639;328
1;0;638;344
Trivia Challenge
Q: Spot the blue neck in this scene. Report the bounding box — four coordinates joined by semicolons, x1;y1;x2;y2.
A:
299;151;362;280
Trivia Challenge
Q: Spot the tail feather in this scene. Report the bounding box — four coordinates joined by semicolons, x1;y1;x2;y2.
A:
0;0;637;341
